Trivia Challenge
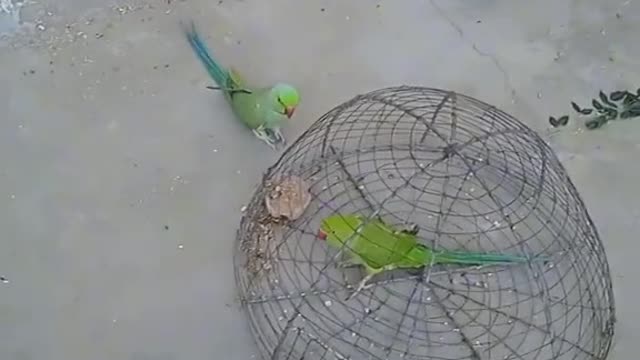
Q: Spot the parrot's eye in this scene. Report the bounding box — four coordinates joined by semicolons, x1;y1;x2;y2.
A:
276;97;288;114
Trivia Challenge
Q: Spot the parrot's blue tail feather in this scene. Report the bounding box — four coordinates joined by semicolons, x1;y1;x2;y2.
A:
183;21;228;87
433;249;549;265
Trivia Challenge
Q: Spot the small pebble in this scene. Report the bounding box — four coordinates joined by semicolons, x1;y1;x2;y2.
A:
36;23;46;31
1;276;9;284
240;206;247;212
177;244;184;249
324;300;332;307
164;225;169;230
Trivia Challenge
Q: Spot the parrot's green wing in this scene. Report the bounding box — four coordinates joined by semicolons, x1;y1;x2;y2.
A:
227;66;246;88
349;218;425;270
323;216;426;300
183;22;267;130
223;66;266;129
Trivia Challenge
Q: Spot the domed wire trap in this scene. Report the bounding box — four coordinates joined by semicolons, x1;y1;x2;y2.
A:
233;86;616;360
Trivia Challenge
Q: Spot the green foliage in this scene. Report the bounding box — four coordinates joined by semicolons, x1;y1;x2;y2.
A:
550;88;640;130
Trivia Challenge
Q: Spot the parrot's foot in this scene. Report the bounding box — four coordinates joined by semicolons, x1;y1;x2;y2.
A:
400;223;420;235
271;127;286;145
264;128;287;150
345;265;395;301
345;273;375;301
336;259;361;269
252;128;278;150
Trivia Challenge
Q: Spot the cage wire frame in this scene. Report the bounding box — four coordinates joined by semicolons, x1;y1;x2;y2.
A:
233;86;616;360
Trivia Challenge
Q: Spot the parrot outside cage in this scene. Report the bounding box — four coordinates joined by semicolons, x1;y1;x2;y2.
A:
183;21;300;150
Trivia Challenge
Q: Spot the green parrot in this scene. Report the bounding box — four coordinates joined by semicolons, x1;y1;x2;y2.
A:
183;22;300;150
318;213;547;299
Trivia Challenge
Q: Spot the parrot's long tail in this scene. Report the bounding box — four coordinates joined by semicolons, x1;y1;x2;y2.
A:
183;21;228;87
430;248;547;265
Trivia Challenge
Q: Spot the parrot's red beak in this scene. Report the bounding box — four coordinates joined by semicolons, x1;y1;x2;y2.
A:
285;106;295;119
317;229;327;241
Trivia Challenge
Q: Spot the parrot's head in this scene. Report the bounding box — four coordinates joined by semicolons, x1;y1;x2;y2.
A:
318;214;362;245
271;83;300;119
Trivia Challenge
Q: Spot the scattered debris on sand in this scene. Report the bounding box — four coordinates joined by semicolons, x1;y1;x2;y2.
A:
241;175;311;280
241;212;277;279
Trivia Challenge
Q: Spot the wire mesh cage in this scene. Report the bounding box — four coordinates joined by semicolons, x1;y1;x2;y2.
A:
233;86;616;360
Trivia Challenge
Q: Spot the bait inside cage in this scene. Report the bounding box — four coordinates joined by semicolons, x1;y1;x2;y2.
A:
233;86;616;360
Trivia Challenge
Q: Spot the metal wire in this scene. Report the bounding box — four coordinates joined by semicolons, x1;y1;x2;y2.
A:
233;86;616;360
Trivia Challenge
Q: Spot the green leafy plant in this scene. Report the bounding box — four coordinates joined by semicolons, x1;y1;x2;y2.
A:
550;88;640;130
